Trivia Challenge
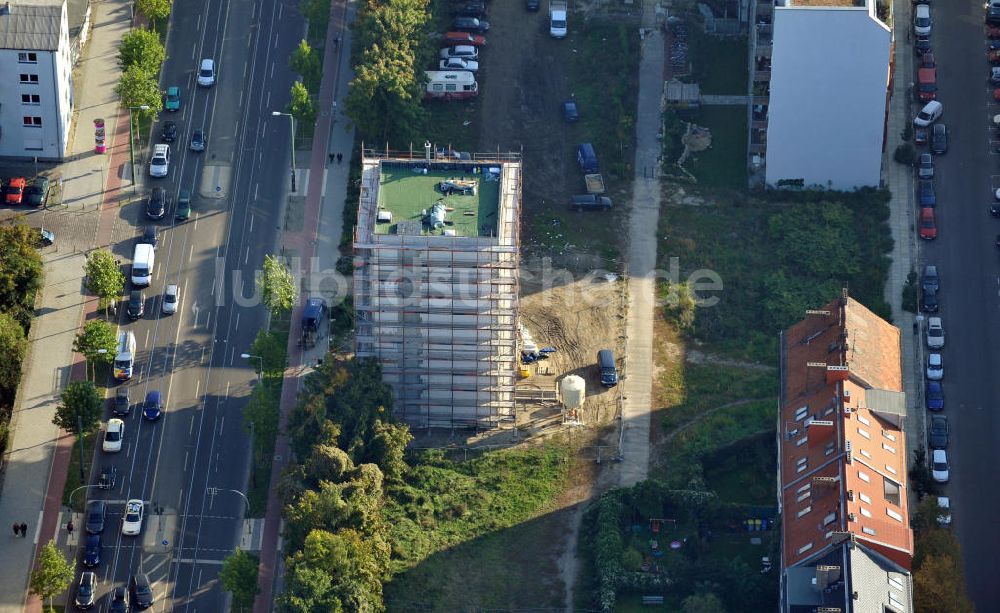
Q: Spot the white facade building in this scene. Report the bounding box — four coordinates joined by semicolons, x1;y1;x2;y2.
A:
0;0;73;160
763;0;891;189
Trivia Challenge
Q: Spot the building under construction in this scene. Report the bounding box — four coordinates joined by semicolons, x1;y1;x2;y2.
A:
353;147;521;429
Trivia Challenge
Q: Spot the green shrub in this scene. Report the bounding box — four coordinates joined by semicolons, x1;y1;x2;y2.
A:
894;143;916;166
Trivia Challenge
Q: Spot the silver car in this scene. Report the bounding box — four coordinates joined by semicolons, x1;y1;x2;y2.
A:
917;153;934;179
162;284;179;314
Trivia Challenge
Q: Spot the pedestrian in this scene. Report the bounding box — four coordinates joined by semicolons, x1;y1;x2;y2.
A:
66;520;74;535
337;153;343;164
329;153;335;163
12;523;18;537
19;522;27;538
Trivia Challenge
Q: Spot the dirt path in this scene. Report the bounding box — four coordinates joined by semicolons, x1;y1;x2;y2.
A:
662;398;765;444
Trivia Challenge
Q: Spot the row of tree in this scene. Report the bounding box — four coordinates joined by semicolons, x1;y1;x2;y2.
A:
116;0;173;114
910;495;974;612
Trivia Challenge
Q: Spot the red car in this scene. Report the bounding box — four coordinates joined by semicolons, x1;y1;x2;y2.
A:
919;207;938;240
443;31;486;46
4;177;26;205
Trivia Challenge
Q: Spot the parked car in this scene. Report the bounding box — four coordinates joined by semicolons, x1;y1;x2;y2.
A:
922;264;939;291
931;449;950;482
914;4;931;36
4;177;26;204
915;127;929;146
146;187;166;219
161;120;178;142
918;179;936;207
453;0;486;17
929;414;949;449
452;17;489;33
914;101;942;127
127;290;144;320
439;57;479;71
570;194;613;211
917;153;934;178
914;34;931;55
921;52;935;68
562;99;579;122
936;496;952;526
927;352;944;380
175;190;191;220
197;58;216;86
926;380;944;411
988;0;1000;25
926;316;945;348
992;66;1000;85
917;66;937;101
526;0;540;10
24;177;49;206
921;286;939;312
443;31;486;46
919;207;938;239
85;500;106;534
162;284;179;314
103;418;125;452
164;86;181;111
122;499;144;535
931;123;948;154
440;45;479;59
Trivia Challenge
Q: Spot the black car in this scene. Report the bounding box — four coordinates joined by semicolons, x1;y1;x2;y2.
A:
75;571;97;609
97;465;118;490
526;0;540;10
929;414;949;449
109;586;129;613
85;500;106;534
127;290;145;320
146;187;166;219
452;16;489;32
570;194;613;211
161;120;178;142
130;573;155;609
83;533;101;567
453;0;486;17
992;203;1000;217
921;264;939;291
190;129;206;152
24;177;49;207
921;286;939;312
931;123;948;154
989;4;1000;25
113;387;130;416
915;35;931;55
140;225;158;247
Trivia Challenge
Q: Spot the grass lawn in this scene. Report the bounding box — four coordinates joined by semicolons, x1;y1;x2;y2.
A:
689;27;748;96
656;362;775;431
62;430;98;512
704;434;776;506
686;106;748;189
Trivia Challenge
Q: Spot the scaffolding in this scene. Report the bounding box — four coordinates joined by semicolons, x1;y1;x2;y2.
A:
353;146;522;430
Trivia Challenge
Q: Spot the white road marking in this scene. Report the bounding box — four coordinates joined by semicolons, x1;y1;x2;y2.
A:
271;62;275;78
189;244;194;263
244;245;250;264
184;451;190;471
145;330;150;347
219;417;225;435
235;312;241;331
249;213;255;232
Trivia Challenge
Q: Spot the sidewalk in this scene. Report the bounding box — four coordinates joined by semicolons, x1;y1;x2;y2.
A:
0;0;136;610
253;0;354;609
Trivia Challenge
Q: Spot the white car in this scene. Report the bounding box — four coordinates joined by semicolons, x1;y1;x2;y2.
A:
439;57;479;72
197;58;216;87
122;499;144;536
103;418;124;453
936;496;952;526
440;45;478;60
149;144;170;178
914;100;943;127
162;284;179;315
931;449;950;483
926;317;944;349
913;4;931;36
927;352;944;380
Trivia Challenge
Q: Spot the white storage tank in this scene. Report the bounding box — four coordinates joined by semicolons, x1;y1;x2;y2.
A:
560;375;586;409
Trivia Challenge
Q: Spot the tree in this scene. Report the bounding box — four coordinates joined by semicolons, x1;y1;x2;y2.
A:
914;554;974;613
220;549;260;611
682;592;727;613
299;0;331;41
73;320;118;370
0;312;27;392
29;540;75;612
52;380;103;435
136;0;172;30
83;249;125;311
118;29;166;74
258;254;297;315
288;81;316;129
345;41;425;144
0;219;44;330
289;40;321;92
116;64;164;114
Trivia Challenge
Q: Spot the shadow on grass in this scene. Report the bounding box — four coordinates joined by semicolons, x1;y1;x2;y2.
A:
686;106;748;189
689;25;748;96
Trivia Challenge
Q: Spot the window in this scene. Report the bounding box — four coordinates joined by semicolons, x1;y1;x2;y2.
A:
857;427;871;439
796;435;809;447
887;508;903;522
825;442;835;456
797;542;813;555
860;448;872;459
20;94;40;105
797;491;811;503
859;492;872;504
884;478;901;506
857;415;871;426
889;592;905;610
885;464;897;475
795;406;809;421
22;116;42;127
883;430;897;442
860;507;872;518
862;526;876;536
883;442;896;454
17;52;38;63
858;470;871;483
797;483;811;494
19;74;39;84
797;506;812;518
823;512;836;526
796;457;808;473
889;577;904;591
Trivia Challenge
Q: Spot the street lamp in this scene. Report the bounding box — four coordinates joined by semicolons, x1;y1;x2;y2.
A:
271;111;296;192
128;105;150;185
240;353;264;383
207;487;251;520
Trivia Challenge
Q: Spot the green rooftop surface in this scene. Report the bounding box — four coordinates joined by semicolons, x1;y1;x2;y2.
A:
376;167;500;237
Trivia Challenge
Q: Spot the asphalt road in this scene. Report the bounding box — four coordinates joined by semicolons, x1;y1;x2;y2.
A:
917;2;1000;607
81;0;302;609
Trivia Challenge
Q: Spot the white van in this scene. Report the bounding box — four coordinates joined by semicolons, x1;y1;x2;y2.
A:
113;331;137;381
425;71;478;100
131;243;154;287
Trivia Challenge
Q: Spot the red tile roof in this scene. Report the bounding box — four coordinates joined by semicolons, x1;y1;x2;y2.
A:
780;294;913;571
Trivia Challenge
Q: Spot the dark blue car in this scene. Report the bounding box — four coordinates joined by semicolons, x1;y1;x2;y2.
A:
83;534;101;567
918;180;936;207
926;380;944;411
143;390;162;421
562;100;579;122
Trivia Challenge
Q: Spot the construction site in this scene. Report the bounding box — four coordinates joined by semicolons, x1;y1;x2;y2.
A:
353;147;522;429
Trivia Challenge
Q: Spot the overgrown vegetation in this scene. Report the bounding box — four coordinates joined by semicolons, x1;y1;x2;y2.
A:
245;324;289;516
910;496;974;612
659;188;893;363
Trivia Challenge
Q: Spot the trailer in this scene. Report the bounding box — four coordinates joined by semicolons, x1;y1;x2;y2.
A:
584;174;605;194
549;0;568;38
425;70;478;100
